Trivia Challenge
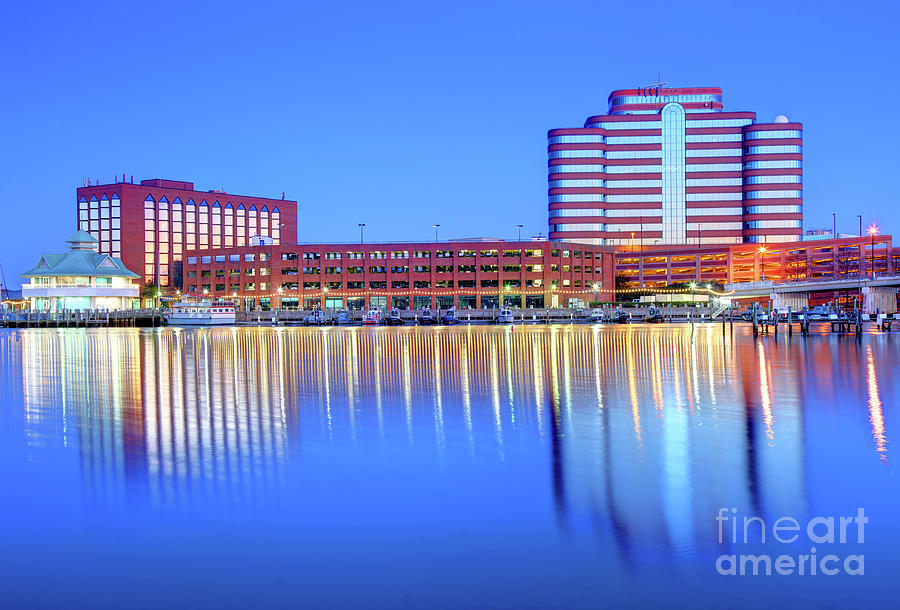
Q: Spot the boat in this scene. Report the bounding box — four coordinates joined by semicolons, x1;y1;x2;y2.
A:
335;310;353;325
385;307;404;325
642;306;663;323
441;307;461;325
609;308;629;324
303;309;326;326
362;308;380;325
589;308;605;323
497;307;514;324
741;304;769;322
165;301;236;326
418;307;438;325
806;304;838;321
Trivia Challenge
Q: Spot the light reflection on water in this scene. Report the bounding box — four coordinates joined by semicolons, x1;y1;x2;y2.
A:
0;325;898;607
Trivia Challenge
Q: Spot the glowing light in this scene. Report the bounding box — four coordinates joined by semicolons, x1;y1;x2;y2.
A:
757;342;774;443
865;345;888;463
867;223;879;236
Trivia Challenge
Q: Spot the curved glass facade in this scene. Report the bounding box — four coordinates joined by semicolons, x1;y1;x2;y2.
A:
606;136;661;145
594;120;661;129
744;220;802;228
745;190;803;199
685;163;742;171
686;192;743;201
549;194;605;203
606;194;663;203
548;135;604;144
605;164;662;173
608;93;722;109
548;150;605;159
548;179;604;188
746;145;802;154
549;209;605;217
743;160;802;170
745;205;802;214
548;164;605;173
684;207;743;216
551;223;606;232
686;178;743;187
685;133;742;143
606;150;662;159
744;175;802;184
607;208;662;217
685;148;743;157
606;179;663;188
744;130;802;140
661;103;686;243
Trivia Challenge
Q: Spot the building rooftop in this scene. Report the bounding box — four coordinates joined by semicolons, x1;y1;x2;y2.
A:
21;236;140;279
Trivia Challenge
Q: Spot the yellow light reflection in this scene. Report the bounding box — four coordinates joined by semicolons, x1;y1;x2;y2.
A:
865;345;888;463
757;341;774;444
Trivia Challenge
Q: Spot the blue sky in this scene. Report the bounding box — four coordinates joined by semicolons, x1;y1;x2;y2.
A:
1;0;898;287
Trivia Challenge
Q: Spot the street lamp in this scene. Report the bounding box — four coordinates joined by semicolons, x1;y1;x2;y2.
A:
433;224;440;243
868;223;879;279
832;212;836;238
516;224;524;241
758;246;767;281
358;223;366;244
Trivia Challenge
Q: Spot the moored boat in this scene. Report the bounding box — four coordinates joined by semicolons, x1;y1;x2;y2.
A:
165;301;236;326
303;309;326;326
335;310;353;325
609;308;629;323
418;307;438;325
589;308;604;323
441;307;460;325
497;307;514;324
362;308;380;325
385;308;404;325
642;307;663;323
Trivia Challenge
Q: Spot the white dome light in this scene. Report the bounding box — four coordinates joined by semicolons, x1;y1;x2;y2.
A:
774;114;789;124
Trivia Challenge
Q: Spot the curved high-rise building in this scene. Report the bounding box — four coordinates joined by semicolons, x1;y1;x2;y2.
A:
548;86;802;246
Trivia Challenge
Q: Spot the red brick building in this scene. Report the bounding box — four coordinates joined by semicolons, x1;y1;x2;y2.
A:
76;178;297;288
184;240;616;310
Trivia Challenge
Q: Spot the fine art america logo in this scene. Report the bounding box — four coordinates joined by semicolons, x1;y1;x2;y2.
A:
715;508;867;576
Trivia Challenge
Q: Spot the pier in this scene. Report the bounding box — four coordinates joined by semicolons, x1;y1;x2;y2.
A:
4;304;900;331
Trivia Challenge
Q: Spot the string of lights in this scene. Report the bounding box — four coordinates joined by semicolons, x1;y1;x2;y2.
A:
179;284;735;302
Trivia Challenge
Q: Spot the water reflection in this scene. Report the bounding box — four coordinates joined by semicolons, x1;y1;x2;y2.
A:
6;324;898;562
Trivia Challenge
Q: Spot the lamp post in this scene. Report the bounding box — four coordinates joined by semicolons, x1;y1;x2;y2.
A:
867;224;879;279
832;212;836;238
358;223;366;245
758;246;767;281
639;215;643;254
433;224;440;243
516;224;524;241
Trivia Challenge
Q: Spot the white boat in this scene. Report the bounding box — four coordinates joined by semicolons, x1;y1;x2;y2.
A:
385;308;404;325
165;301;236;326
362;308;380;325
589;308;605;323
335;310;353;325
418;307;438;325
497;307;514;324
303;310;326;326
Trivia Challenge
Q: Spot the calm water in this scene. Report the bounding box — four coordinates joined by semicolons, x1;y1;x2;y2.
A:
0;324;897;608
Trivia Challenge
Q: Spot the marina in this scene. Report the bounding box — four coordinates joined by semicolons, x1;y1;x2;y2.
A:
4;304;900;332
